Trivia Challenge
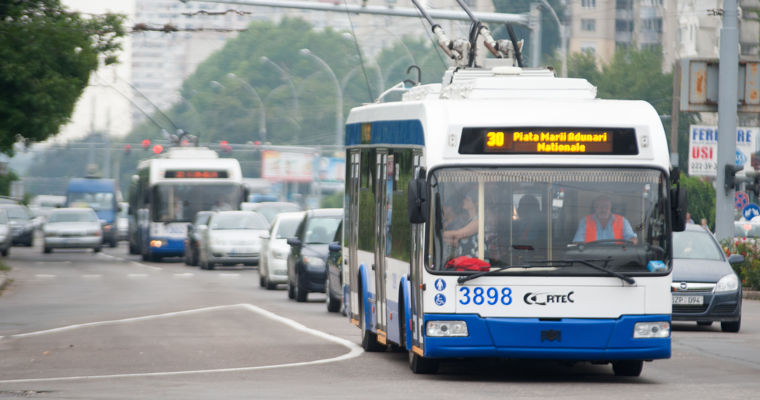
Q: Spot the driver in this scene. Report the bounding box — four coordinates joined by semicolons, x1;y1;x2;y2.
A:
573;195;637;244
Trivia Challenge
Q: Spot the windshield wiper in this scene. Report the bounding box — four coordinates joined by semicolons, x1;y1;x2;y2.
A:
457;264;530;284
549;258;636;285
456;259;636;285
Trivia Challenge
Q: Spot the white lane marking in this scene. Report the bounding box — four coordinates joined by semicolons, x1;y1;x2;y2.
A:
35;261;71;265
98;253;117;260
0;304;363;383
127;274;148;279
34;274;56;279
129;261;162;271
219;273;240;278
82;274;102;279
173;273;194;278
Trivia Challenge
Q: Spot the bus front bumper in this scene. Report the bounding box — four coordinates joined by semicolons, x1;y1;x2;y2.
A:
147;238;185;257
422;314;671;361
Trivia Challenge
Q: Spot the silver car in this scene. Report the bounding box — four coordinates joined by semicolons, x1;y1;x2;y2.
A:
199;211;269;270
259;211;304;289
0;209;12;256
43;208;103;253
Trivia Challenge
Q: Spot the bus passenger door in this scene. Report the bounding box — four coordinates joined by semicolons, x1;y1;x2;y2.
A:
374;151;388;342
347;150;360;322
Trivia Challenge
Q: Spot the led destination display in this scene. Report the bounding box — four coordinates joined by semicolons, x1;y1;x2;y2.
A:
459;127;638;155
164;170;229;179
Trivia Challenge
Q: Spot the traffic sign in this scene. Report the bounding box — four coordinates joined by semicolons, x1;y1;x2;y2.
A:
742;203;760;221
736;191;750;209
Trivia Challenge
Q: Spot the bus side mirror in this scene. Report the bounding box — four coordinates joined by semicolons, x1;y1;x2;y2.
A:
408;167;429;224
671;186;687;232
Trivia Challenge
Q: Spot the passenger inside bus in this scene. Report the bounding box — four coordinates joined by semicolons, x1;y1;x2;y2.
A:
573;195;638;244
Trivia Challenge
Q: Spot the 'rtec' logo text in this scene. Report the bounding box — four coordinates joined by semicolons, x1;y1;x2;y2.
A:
523;291;575;305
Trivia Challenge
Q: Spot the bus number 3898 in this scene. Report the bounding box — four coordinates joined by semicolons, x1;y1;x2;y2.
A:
458;286;513;306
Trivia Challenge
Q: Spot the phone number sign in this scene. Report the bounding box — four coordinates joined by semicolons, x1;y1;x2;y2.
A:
689;125;757;177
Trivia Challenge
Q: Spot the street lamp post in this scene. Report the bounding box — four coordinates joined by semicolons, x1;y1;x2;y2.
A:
299;48;343;147
539;0;567;78
225;73;268;142
260;56;300;120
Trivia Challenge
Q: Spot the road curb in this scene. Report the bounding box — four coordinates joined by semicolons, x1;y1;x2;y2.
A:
743;289;760;301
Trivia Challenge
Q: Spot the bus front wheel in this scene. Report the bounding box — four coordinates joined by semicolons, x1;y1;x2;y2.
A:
408;350;438;374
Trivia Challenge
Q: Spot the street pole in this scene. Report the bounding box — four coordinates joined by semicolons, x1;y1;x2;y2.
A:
539;0;567;77
530;3;542;68
715;0;739;240
300;49;343;147
225;73;268;142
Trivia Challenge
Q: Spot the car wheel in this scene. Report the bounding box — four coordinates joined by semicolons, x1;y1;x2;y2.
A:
109;239;117;248
43;247;51;254
259;272;266;287
721;317;741;333
287;278;295;299
326;274;341;313
93;247;102;253
295;270;308;302
1;247;8;257
612;360;643;377
191;247;199;266
265;276;277;290
129;242;139;255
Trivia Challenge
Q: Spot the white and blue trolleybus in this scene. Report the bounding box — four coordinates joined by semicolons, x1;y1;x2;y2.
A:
342;20;686;374
128;147;245;261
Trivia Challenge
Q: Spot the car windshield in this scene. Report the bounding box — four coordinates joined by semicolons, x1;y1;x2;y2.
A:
210;212;268;230
673;230;723;260
429;167;670;276
153;183;242;223
2;206;29;220
305;217;341;244
48;211;98;223
256;204;301;223
68;192;114;211
734;221;760;238
275;218;301;238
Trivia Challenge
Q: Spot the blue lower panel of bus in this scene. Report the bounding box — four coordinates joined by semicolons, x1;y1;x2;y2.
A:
423;314;670;361
149;237;184;256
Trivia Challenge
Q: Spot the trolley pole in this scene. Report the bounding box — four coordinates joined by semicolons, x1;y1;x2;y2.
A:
715;0;739;241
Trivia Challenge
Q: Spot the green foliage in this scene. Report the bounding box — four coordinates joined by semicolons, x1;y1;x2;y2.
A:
125;18;446;148
0;170;18;197
680;173;715;229
722;238;760;290
320;192;343;208
0;1;126;154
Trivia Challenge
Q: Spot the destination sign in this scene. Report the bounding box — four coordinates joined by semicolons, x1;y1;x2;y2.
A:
164;170;229;179
458;127;638;155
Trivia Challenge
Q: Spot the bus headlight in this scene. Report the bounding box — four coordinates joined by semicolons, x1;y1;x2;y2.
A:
150;239;165;248
426;320;468;337
633;321;670;338
715;273;739;293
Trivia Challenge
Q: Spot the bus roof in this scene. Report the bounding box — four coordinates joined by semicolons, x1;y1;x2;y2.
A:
67;178;116;193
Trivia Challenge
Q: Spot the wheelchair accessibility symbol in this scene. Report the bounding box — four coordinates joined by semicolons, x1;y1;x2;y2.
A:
434;293;446;306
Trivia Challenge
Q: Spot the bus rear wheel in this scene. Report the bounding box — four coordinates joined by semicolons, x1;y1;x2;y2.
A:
359;299;385;352
408;350;438;374
612;360;643;377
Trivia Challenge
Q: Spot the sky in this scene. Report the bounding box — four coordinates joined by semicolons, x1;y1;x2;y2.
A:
56;0;135;142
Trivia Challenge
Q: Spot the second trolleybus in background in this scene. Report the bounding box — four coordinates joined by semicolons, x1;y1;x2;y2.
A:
341;11;686;374
127;147;245;261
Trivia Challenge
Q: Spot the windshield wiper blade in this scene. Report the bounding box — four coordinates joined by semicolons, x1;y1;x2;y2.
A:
457;264;537;284
549;258;636;285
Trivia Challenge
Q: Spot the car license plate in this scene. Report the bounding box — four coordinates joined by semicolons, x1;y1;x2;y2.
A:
673;295;703;305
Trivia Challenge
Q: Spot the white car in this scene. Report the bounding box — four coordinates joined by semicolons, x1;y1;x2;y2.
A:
199;211;269;270
0;209;12;257
43;208;102;253
259;211;304;289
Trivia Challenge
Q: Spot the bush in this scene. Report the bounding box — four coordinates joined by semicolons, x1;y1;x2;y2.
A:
721;238;760;290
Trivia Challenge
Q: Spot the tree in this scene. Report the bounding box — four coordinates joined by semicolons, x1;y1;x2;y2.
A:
0;0;125;154
493;0;564;64
680;173;715;229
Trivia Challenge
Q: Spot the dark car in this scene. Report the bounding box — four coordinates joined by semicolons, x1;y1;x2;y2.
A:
184;211;215;266
0;204;35;246
672;224;743;332
286;208;342;302
326;220;343;313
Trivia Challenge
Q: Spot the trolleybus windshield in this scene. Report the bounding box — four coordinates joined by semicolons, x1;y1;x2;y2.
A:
430;167;670;276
